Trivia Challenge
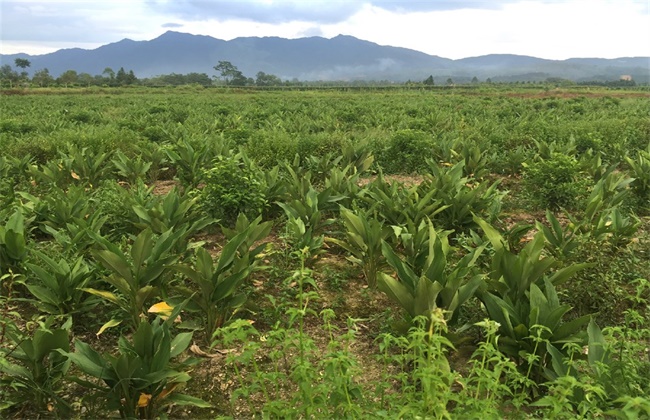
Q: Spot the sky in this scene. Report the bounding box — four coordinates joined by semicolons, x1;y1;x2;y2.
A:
1;0;649;60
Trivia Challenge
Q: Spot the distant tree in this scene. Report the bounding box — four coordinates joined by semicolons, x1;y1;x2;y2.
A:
214;61;247;86
126;70;137;85
446;78;454;86
78;72;94;87
0;64;19;88
545;77;572;86
423;75;434;86
32;68;54;87
14;58;30;70
102;67;115;85
115;67;127;85
486;77;492;84
12;58;31;85
58;70;78;87
185;72;212;87
255;71;282;87
471;76;479;84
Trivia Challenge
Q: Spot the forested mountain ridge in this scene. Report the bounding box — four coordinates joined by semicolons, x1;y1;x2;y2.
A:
2;31;648;82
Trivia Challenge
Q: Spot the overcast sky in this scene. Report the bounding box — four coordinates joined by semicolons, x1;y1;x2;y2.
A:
1;0;649;60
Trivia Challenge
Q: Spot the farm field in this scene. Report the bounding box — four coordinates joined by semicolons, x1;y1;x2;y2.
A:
1;86;649;418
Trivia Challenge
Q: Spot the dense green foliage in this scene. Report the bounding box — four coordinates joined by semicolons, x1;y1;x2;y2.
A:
1;86;649;418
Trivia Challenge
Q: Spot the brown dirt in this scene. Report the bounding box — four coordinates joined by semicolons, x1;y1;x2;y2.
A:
357;174;426;187
151;179;181;195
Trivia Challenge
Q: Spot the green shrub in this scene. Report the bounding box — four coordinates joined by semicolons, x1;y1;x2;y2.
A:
200;154;267;224
90;180;140;238
524;153;588;210
244;132;297;169
377;129;434;174
0;119;36;134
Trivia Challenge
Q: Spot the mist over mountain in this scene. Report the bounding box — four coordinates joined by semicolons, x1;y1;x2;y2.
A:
2;31;648;83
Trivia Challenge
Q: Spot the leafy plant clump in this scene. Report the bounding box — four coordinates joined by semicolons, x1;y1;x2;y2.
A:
524;152;588;210
200;154;267;224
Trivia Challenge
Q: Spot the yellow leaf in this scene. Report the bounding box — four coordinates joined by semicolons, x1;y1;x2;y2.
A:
82;288;120;304
96;319;121;336
137;393;152;408
70;170;80;180
148;301;173;316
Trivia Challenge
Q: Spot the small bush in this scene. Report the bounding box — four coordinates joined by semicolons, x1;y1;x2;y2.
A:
524;152;588;210
377;129;434;174
0;119;36;134
142;125;169;143
200;155;267;224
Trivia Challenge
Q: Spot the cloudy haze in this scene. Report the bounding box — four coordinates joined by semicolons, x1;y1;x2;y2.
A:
1;0;649;60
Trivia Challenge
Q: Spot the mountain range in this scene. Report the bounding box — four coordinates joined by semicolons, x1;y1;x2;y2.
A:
2;31;649;83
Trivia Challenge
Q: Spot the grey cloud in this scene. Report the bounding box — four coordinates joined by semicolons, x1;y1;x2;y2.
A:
372;1;507;13
162;22;184;28
372;0;564;13
146;0;360;24
1;1;131;43
145;1;543;25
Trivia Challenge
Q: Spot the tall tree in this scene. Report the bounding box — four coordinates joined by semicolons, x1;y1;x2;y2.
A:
102;67;115;85
78;72;94;87
423;75;434;86
14;58;30;70
0;65;19;88
32;68;54;87
115;67;127;85
255;71;282;87
58;70;78;87
126;70;137;85
214;61;247;86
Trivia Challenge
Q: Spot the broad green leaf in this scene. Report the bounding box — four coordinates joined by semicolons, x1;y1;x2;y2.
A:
103;274;132;297
32;328;69;361
62;340;111;380
165;393;211;408
546;342;571;378
4;230;26;260
131;228;154;272
378;272;414;317
170;332;193;358
93;249;133;283
414;279;443;318
133;321;154;358
473;215;505;251
214;234;248;276
25;284;60;306
554;314;591;341
135;285;159;310
548;263;593;286
382;241;418;293
587;318;608;366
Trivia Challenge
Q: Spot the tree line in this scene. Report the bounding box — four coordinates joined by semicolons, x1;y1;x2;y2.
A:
0;59;138;88
0;58;640;88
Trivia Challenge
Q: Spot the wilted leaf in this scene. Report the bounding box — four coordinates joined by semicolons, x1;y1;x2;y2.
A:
137;393;152;408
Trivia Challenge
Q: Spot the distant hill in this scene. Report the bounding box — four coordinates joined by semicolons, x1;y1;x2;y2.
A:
2;31;648;83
